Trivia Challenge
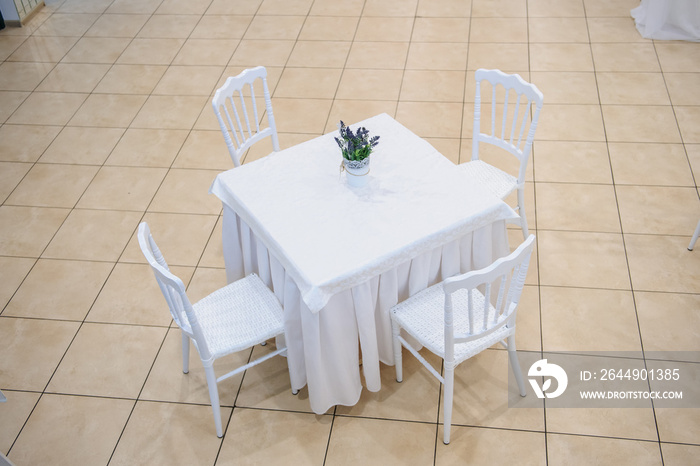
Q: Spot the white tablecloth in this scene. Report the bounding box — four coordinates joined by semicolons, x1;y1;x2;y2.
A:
632;0;700;41
210;113;517;413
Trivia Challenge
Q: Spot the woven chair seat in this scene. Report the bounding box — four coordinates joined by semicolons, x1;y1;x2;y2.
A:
194;274;284;360
457;160;517;200
392;282;512;367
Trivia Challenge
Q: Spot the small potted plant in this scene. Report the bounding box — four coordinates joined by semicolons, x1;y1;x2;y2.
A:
334;120;380;187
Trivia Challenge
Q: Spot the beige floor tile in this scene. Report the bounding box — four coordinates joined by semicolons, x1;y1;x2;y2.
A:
533;141;612;184
258;0;313;15
415;0;472;17
234;344;313;412
94;64;168;95
514;284;542;351
536;182;620;232
661;443;700;466
140;328;247;405
191;15;253;40
436;427;545;464
244;15;306;40
529;17;589;42
335;349;440;422
110;401;227;465
156;0;213;15
397;101;463;139
355;17;414;42
40;126;124;164
6;164;97;208
0;35;26;61
675;106;700;144
337;69;403;101
587;17;647;42
413;17;470;42
106;128;188;167
345;41;408;69
310;0;365;16
0;256;34;311
0;390;40;454
687;144;700;181
655;42;700;73
546;433;662;465
625;234;700;294
602;105;681;143
171;39;239;66
270;97;333;134
7;394;133;466
61;37;131;63
47;322;166;398
536;104;606;142
529;71;598;105
592;43;661;72
36;63;110;93
137;14;199;39
77;166;167;211
120;212;218;266
153;65;224;96
207;0;263;15
84;13;149;37
363;0;418;16
597;72;670;105
229;39;295;67
57;0;113;14
608;143;695;186
529;0;584;17
547;407;658;441
42;209;142;261
472;0;527;17
288;41;351;69
0;317;79;390
0;162;30;203
0;206;70;257
664;72;700;106
326;100;398;133
275;67;343;99
199;217;226;268
447;349;545;431
218;409;331;465
148;168;221;214
68;93;147;127
3;259;111;321
325;416;436;465
0;124;61;162
32;13;98;36
407;42;469;71
469;18;527;42
0;62;55;91
538;230;630;290
172;130;231;170
117;38;186;65
467;43;529;72
8;91;87;125
584;0;640;16
529;43;594;72
635;291;700;359
616;185;700;235
132;94;208;129
540;286;641;352
0;91;29;123
426;137;461;164
86;263;190;326
656;408;700;444
185;266;229;303
7;35;78;62
401;70;465;102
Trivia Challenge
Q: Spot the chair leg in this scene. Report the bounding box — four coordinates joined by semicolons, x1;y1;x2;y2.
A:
517;186;529;239
391;320;403;383
203;364;224;438
182;332;190;374
443;365;455;445
689;219;700;251
507;335;526;397
282;347;299;395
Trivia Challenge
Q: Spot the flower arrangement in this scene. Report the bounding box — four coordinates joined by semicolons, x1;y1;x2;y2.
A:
334;121;380;162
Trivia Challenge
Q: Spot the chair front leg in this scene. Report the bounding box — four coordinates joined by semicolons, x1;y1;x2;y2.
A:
443;364;455;445
507;335;526;396
182;331;190;374
203;364;224;438
391;319;403;383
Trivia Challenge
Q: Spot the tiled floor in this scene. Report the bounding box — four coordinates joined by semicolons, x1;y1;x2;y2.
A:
1;0;699;464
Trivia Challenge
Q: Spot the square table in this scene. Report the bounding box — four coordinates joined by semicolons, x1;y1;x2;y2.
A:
210;113;518;414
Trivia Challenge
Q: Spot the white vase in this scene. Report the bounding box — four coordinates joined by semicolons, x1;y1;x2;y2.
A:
344;157;370;187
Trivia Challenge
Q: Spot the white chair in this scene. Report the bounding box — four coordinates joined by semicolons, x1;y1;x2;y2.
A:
459;69;544;238
212;66;280;167
391;235;536;445
0;389;5;402
689;219;700;251
137;222;295;437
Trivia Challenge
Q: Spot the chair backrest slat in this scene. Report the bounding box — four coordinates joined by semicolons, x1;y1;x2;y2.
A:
212;66;280;167
444;235;535;345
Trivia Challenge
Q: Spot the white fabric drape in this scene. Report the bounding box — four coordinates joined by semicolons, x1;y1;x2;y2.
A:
632;0;700;41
